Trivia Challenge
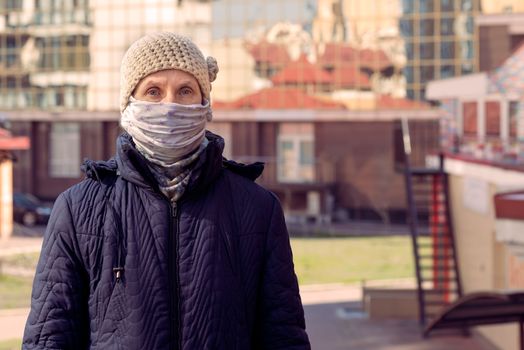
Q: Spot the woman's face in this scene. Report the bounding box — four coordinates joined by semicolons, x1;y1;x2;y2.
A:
133;69;203;105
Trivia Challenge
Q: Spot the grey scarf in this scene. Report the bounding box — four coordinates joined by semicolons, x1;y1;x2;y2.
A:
147;138;208;203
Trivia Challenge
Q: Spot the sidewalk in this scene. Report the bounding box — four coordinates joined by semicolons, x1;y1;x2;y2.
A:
0;236;43;257
301;283;495;350
0;283;496;349
0;228;495;349
0;308;28;342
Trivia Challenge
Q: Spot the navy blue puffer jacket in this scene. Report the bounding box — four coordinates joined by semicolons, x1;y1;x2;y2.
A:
23;132;310;349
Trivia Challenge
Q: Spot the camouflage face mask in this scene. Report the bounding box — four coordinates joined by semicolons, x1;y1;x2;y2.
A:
121;97;212;166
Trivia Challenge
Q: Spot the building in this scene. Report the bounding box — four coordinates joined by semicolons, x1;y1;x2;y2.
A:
476;13;524;72
1;0;441;223
427;12;524;350
399;0;524;102
213;90;440;223
400;0;481;101
427;13;524;161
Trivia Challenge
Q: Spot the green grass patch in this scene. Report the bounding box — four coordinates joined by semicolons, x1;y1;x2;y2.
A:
291;236;415;285
1;252;40;270
0;274;33;309
0;338;22;350
0;237;419;308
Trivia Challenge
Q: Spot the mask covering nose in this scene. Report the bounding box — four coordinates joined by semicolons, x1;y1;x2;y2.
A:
120;97;212;166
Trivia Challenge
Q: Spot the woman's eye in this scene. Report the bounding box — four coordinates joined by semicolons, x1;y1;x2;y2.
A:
146;88;160;96
180;87;193;96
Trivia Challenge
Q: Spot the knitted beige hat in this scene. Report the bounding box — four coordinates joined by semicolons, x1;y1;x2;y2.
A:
120;32;219;112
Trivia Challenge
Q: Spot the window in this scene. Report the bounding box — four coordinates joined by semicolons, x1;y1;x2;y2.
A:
420;42;434;60
440;18;454;36
277;123;314;183
440;65;454;79
440;0;454;12
419;0;434;13
485;101;500;137
440;41;455;59
419;19;434;37
401;0;414;14
36;35;90;71
404;65;414;84
462;102;477;136
49;122;81;178
420;65;435;84
400;19;413;37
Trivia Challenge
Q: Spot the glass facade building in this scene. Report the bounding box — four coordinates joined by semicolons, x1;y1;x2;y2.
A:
400;0;481;100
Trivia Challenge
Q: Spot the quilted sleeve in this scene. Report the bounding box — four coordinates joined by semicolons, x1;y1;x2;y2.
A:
253;196;311;349
22;192;89;350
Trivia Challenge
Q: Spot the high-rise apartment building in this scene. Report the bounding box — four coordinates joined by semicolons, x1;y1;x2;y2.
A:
0;0;90;110
1;0;212;112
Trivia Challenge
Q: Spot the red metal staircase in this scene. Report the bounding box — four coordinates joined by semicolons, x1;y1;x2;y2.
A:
400;119;464;327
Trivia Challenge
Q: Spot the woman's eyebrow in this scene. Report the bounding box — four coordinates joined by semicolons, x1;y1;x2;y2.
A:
177;79;198;87
140;78;166;88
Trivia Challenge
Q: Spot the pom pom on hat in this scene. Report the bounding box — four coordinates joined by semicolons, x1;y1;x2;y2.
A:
120;32;219;112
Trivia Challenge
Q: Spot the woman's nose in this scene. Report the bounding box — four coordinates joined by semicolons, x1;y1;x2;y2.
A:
162;90;178;103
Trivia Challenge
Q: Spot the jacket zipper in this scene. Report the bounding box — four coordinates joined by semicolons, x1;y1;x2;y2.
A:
170;202;182;350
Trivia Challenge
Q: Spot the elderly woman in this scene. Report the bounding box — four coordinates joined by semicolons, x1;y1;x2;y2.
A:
23;32;310;349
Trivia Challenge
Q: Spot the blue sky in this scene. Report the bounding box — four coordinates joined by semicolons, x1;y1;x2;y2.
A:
212;0;317;39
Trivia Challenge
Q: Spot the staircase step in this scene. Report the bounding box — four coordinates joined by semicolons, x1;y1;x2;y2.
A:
423;288;459;294
419;265;456;270
420;277;459;283
424;300;453;306
419;255;455;260
416;242;454;248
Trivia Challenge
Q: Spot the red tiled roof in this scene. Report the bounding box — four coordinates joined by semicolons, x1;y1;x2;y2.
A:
0;137;30;150
377;95;430;110
331;65;372;89
270;55;371;90
245;40;291;66
271;54;332;85
319;43;392;71
213;87;346;110
0;128;30;150
359;48;391;71
319;43;358;63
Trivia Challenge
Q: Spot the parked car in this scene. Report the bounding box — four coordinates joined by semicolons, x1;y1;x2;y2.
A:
13;192;53;226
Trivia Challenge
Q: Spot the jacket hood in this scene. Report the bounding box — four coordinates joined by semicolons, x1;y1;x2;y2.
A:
222;159;264;181
81;131;265;198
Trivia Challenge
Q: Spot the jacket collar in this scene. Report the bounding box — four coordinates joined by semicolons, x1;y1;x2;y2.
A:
115;131;226;199
83;130;265;201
